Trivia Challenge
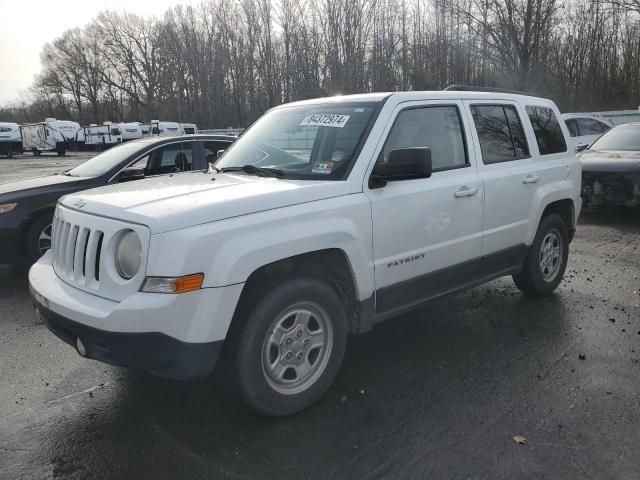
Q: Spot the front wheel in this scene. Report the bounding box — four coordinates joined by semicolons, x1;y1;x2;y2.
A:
513;213;569;296
233;277;348;416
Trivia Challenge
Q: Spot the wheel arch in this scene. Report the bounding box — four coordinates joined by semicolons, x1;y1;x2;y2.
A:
19;207;56;255
527;183;578;245
229;249;363;338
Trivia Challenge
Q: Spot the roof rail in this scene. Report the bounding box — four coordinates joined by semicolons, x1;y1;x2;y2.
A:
444;84;534;96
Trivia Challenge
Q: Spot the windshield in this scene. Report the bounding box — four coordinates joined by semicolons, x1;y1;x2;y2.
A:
590;124;640;151
67;142;142;177
215;102;380;179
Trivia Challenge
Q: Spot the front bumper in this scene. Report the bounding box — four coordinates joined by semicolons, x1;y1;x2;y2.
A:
33;296;223;379
29;251;243;379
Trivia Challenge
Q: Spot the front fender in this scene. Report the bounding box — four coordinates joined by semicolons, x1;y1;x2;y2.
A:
147;194;375;301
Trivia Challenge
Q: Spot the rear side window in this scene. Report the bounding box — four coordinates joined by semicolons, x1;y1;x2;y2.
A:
471;105;530;164
382;105;468;172
577;118;610;136
526;106;567;155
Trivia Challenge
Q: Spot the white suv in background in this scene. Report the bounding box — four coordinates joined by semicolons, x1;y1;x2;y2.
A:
563;113;613;151
30;88;581;416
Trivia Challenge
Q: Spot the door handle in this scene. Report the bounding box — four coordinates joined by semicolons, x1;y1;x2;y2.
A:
454;186;479;198
523;174;540;184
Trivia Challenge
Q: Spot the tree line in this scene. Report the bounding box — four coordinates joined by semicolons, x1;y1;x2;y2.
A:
1;0;639;128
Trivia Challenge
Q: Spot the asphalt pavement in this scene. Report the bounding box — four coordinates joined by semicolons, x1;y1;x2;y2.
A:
0;157;639;479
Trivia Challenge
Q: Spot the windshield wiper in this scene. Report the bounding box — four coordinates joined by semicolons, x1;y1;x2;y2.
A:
220;164;285;178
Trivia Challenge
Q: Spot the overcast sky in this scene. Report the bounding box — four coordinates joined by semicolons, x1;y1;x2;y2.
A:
0;0;200;105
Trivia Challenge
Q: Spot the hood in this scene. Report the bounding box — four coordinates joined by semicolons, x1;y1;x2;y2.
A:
0;174;82;198
60;172;351;234
579;149;640;173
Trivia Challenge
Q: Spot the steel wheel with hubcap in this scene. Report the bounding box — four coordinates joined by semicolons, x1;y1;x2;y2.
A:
262;301;333;395
539;229;563;282
233;276;348;416
513;213;569;296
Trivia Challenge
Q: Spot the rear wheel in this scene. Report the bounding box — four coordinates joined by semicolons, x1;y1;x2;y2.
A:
513;213;569;296
25;214;54;262
232;277;348;416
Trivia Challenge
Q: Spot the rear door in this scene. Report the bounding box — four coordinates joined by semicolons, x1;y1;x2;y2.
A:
467;101;569;258
465;101;537;259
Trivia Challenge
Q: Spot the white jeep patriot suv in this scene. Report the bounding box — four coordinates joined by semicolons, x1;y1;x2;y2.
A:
30;88;581;416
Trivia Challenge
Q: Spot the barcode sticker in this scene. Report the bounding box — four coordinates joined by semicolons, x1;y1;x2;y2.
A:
301;114;350;128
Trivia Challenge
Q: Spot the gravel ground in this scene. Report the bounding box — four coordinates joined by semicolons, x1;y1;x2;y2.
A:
0;156;639;479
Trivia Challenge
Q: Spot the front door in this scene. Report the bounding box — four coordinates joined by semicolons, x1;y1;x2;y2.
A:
366;101;484;317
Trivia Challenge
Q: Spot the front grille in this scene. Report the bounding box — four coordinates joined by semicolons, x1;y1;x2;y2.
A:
50;204;150;301
52;216;104;286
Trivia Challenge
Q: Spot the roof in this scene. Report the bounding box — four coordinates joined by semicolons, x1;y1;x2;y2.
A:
279;90;556;108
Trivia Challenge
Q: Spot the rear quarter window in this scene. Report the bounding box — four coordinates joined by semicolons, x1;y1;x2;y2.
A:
526;106;567;155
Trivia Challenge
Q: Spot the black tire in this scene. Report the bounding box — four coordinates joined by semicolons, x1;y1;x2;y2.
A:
232;277;348;416
513;213;569;296
25;214;54;262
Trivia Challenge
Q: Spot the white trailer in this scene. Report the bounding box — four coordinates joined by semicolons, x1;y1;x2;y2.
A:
0;122;23;157
83;122;123;150
180;123;198;135
116;122;146;141
150;120;181;137
20;119;81;156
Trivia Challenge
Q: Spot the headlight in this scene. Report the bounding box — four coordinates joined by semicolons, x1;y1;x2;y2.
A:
0;203;17;214
115;230;142;279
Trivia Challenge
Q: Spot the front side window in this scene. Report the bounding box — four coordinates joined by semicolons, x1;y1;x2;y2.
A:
526;106;567;155
138;143;193;176
381;105;468;171
471;105;530;164
215;102;380;180
203;141;232;163
577;118;610;136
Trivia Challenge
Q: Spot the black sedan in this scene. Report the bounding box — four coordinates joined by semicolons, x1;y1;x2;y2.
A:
0;134;235;264
579;122;640;210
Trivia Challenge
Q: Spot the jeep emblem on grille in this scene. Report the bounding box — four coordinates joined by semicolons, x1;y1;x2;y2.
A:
74;199;87;208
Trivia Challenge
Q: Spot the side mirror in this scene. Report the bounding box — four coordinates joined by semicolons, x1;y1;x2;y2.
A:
576;143;589;153
371;148;432;188
217;149;225;159
118;167;145;182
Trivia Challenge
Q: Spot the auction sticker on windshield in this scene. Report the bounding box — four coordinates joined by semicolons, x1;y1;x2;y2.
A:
312;161;334;174
301;114;350;128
